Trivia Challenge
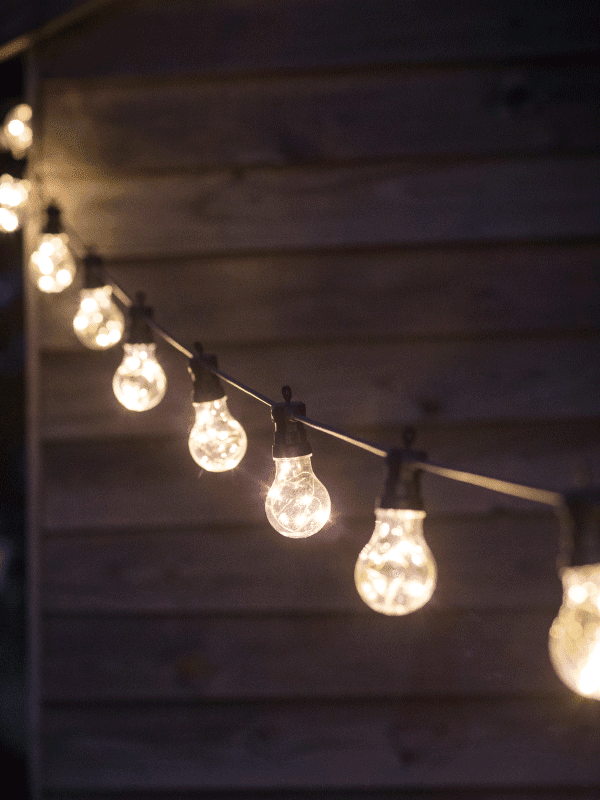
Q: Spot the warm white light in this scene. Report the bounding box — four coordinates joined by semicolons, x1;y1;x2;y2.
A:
2;104;33;158
30;233;76;293
73;286;125;349
0;174;31;231
549;563;600;698
265;455;330;537
355;508;437;615
112;342;167;411
0;207;19;232
188;396;247;471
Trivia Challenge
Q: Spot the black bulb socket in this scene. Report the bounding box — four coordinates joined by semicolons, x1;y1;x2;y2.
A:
188;352;226;403
558;489;600;570
82;251;105;289
42;202;64;235
271;400;312;459
126;291;154;344
378;447;426;511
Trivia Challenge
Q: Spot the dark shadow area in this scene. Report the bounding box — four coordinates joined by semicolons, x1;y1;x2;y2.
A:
0;54;29;798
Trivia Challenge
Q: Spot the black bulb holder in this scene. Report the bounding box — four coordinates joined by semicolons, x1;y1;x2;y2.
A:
42;202;64;235
82;250;105;290
558;489;600;570
125;291;154;344
378;430;426;511
188;343;226;403
272;386;312;459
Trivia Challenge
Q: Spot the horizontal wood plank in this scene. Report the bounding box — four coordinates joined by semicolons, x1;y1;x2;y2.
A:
43;610;562;701
41;512;562;614
41;419;600;529
38;243;600;351
41;64;600;178
40;336;600;440
42;156;600;258
43;699;600;789
38;0;600;79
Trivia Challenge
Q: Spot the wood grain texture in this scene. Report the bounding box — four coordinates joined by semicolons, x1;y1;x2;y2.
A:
41;512;562;614
43;610;562;700
37;0;600;80
40;335;600;440
41;64;600;178
42;156;600;258
43;699;600;789
41;420;600;529
38;243;600;352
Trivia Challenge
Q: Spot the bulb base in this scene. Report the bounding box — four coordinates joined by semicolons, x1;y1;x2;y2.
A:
188;351;225;403
378;447;426;511
271;401;312;458
558;489;600;569
126;292;154;344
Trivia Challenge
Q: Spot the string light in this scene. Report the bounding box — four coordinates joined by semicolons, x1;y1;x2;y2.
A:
2;103;33;158
21;140;600;701
0;173;31;232
30;203;76;293
265;387;331;538
355;445;437;615
73;252;125;350
187;344;247;471
112;292;167;411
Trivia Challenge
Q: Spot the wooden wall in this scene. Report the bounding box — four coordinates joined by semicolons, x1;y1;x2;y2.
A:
31;0;600;796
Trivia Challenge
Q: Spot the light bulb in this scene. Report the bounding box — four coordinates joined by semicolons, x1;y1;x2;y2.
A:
2;104;33;158
112;342;167;411
188;396;247;471
265;455;331;538
355;508;437;615
0;174;30;231
549;563;600;698
73;286;125;349
30;232;76;293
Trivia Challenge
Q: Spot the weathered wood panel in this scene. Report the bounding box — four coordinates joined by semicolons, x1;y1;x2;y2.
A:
41;64;600;178
41;420;600;529
43;699;600;789
40;335;600;440
38;243;600;352
43;610;561;700
37;0;600;80
43;156;600;259
41;512;562;613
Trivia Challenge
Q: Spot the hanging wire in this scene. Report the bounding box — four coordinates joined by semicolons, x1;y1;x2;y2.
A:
50;218;566;510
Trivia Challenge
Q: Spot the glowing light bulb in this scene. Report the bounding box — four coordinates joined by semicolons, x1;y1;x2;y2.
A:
265;455;331;538
2;104;33;158
0;207;19;232
30;233;76;293
73;286;125;349
112;343;167;411
549;563;600;698
0;174;30;231
188;396;247;471
355;508;437;615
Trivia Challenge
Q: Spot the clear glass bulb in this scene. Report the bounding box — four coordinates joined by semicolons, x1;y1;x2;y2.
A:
30;232;76;293
355;508;437;615
112;343;167;412
2;104;33;158
188;397;247;472
549;563;600;698
73;286;125;350
0;174;31;231
265;455;331;538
